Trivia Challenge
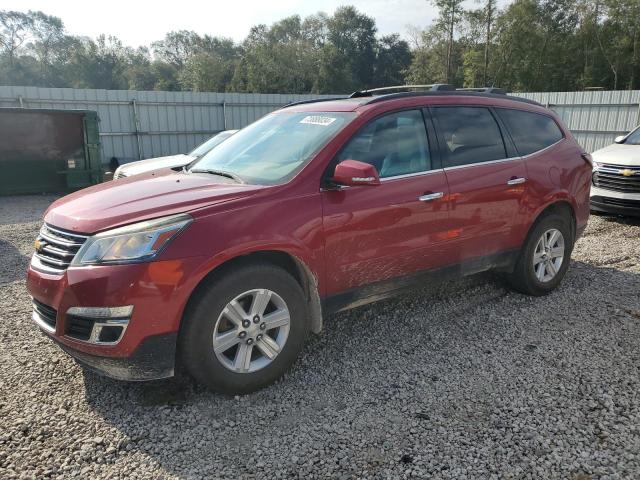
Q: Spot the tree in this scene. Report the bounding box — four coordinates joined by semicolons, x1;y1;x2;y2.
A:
25;11;66;85
374;34;412;87
152;30;200;68
479;0;497;85
324;6;377;91
432;0;465;83
0;11;32;66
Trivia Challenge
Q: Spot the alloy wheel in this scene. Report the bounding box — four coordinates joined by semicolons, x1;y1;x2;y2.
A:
212;289;290;373
532;228;565;283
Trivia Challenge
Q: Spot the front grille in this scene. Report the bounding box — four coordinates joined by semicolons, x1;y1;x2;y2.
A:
33;299;57;330
34;224;89;273
593;164;640;193
65;314;95;341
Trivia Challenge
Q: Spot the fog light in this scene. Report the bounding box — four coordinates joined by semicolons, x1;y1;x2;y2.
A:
65;306;133;345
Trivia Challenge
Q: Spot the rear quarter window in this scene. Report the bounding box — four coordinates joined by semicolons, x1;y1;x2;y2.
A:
497;109;563;156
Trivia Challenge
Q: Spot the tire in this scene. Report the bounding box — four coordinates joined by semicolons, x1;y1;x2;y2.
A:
506;213;574;296
179;263;309;394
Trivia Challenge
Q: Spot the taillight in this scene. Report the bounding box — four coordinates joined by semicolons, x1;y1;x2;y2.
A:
581;152;593;167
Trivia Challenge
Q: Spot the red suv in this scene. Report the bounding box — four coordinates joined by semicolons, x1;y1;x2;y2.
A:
27;86;592;394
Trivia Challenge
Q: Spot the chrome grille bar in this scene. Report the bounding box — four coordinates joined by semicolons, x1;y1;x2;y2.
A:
33;224;89;274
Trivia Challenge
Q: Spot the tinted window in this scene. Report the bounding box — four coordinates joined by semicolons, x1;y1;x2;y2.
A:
433;107;506;167
335;110;431;178
497;109;563;155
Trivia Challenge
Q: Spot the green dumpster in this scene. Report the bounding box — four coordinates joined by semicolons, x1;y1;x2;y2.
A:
0;108;103;195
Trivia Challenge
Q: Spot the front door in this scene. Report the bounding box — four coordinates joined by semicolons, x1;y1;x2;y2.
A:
321;109;452;296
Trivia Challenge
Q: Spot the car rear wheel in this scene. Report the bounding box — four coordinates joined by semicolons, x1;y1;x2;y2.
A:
507;213;573;296
179;263;309;394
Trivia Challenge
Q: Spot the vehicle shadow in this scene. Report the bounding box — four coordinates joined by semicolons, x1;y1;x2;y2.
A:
591;211;640;227
0;239;30;284
81;259;640;478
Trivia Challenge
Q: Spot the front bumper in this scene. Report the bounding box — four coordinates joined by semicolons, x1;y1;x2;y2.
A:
26;255;205;380
590;186;640;217
52;331;177;381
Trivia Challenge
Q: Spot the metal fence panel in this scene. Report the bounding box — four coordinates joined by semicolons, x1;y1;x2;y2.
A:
1;86;639;164
0;86;334;165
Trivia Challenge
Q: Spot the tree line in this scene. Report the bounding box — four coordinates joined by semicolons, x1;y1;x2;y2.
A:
1;1;639;94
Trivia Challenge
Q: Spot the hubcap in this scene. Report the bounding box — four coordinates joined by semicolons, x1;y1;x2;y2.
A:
212;289;290;373
532;228;565;283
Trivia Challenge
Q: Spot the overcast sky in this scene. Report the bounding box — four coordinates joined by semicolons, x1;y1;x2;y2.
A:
5;0;488;47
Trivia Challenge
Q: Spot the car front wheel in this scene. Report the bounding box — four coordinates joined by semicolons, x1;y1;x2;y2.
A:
179;263;309;394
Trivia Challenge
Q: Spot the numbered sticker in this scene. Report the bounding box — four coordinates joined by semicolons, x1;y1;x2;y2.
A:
300;115;337;126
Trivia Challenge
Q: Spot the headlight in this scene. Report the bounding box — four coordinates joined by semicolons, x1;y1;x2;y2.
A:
592;161;601;171
72;214;192;266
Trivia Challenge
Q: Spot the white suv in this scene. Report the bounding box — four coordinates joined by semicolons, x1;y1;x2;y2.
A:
591;126;640;216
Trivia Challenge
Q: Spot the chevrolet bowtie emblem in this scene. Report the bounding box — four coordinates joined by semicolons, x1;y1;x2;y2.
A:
34;239;44;252
619;168;635;177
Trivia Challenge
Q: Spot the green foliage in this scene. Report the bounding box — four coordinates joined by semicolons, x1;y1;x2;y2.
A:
1;2;639;93
409;0;640;91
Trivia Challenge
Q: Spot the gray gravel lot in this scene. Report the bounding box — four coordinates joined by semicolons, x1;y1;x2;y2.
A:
1;195;639;479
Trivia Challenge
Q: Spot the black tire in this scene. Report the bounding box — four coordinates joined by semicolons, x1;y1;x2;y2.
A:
506;213;574;296
179;263;309;394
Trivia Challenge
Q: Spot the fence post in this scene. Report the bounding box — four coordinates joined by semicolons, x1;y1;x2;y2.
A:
131;99;143;160
223;101;228;130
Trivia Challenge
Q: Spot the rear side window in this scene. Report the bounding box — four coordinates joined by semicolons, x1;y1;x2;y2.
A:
335;109;431;178
497;109;563;156
432;107;507;168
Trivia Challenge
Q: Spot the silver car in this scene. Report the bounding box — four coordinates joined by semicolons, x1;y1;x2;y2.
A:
113;130;238;180
591;126;640;216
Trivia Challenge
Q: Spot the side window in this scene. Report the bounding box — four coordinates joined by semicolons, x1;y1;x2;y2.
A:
432;107;507;168
335;110;431;178
497;108;564;156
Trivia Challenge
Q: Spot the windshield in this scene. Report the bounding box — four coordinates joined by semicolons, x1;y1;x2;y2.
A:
188;131;235;157
625;127;640;145
189;112;356;185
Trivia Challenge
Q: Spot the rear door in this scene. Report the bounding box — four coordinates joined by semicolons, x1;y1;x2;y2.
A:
321;109;452;296
431;106;528;263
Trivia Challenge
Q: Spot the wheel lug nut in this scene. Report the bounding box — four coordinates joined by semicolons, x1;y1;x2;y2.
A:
242;320;251;328
260;322;266;330
246;338;254;345
256;334;263;341
238;331;247;338
253;315;260;324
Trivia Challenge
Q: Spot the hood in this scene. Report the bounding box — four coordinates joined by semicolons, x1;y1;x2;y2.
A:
45;170;265;233
117;154;195;177
592;143;640;166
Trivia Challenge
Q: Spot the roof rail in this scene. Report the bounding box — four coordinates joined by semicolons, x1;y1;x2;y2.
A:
362;90;543;107
349;84;455;98
282;96;348;108
457;87;507;95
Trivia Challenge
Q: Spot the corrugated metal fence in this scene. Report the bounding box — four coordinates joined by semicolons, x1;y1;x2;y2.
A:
0;86;336;165
1;86;639;162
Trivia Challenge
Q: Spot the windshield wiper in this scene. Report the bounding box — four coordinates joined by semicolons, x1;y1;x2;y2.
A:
190;168;244;183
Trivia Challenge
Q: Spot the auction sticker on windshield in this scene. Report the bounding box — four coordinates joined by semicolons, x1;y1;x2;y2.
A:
300;115;337;126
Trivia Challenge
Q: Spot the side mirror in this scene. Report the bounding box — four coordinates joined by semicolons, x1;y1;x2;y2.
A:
332;160;380;187
614;135;626;144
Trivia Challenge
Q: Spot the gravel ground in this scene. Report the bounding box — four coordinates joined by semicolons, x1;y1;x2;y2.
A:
1;195;639;479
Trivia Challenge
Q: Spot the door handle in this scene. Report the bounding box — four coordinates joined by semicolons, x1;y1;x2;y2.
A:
418;192;444;202
507;177;526;185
